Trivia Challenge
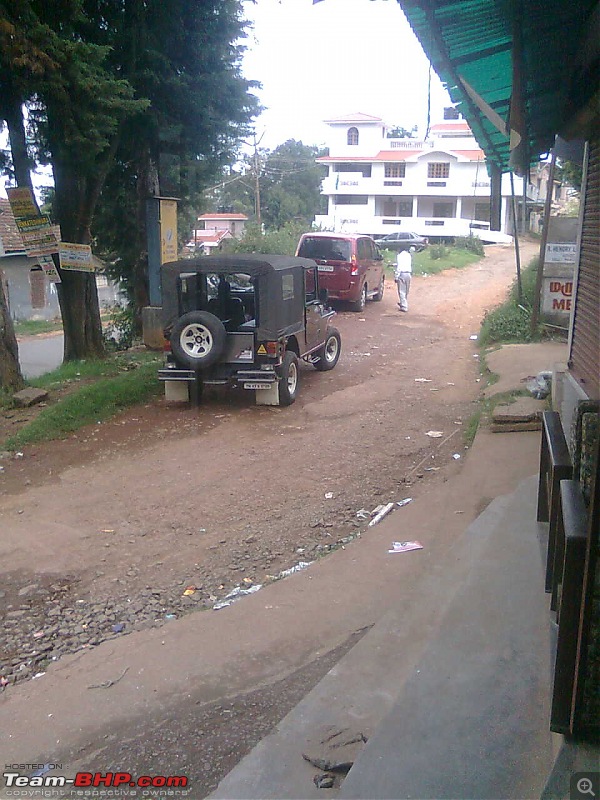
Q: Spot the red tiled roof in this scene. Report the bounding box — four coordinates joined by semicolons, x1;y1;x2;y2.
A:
189;230;232;245
453;150;485;159
373;150;424;161
0;198;25;253
430;121;472;131
198;213;248;220
324;112;383;123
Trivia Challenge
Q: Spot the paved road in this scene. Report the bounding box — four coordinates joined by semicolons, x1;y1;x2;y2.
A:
17;332;64;378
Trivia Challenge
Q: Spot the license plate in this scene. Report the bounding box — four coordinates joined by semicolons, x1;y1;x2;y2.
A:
244;383;271;390
317;264;334;272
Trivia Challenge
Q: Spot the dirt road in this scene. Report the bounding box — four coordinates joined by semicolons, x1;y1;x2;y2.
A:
0;242;537;684
0;241;539;794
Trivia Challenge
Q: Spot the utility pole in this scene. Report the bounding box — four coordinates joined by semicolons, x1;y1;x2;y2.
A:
251;132;264;230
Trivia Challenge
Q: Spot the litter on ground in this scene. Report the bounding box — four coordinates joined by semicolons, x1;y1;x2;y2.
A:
368;503;395;527
426;430;443;438
388;541;423;554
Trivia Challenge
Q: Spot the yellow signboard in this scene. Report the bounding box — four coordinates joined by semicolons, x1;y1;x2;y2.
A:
6;187;38;220
160;199;178;264
59;242;94;271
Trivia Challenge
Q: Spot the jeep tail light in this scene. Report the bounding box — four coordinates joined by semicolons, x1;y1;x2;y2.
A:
163;340;172;353
265;341;278;356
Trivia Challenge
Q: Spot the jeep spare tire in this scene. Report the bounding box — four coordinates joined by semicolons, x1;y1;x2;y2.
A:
170;311;227;369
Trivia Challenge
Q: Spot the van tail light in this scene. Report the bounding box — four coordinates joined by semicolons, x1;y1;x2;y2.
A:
350;254;359;276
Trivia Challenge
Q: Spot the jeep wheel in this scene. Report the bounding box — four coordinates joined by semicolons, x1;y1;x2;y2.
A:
170;311;226;369
373;273;385;302
351;283;367;312
278;351;299;406
314;328;341;371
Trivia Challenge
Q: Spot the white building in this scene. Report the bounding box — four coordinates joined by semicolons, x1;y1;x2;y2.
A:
314;112;528;243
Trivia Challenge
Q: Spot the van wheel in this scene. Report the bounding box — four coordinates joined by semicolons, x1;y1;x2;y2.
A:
314;328;341;371
351;283;367;312
373;273;385;301
278;351;299;406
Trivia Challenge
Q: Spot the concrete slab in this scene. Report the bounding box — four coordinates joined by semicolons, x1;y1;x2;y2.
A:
210;495;514;800
492;396;547;422
340;476;554;800
484;342;568;398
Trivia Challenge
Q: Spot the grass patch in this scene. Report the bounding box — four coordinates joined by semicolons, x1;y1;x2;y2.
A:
14;318;63;336
464;409;483;447
3;352;162;450
463;389;536;446
479;257;543;345
383;246;482;277
30;350;159;390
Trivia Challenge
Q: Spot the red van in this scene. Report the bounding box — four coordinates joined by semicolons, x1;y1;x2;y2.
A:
296;232;385;311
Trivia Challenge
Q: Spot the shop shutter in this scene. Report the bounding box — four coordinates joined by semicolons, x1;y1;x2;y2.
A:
570;137;600;400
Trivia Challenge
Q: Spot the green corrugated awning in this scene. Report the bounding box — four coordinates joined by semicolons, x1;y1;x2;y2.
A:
398;0;599;173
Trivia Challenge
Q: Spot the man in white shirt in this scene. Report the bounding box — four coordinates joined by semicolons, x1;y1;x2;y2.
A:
394;246;415;312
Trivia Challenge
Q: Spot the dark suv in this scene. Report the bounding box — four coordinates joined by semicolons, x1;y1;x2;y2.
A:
159;254;341;406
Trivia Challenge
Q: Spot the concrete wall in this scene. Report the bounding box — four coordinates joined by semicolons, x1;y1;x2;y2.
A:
1;256;124;321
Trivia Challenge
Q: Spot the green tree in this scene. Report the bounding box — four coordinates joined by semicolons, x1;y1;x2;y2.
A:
88;0;259;324
386;125;418;138
260;140;327;230
0;0;145;360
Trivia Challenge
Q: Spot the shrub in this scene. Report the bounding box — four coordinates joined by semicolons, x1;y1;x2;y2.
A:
454;235;485;256
103;304;136;351
429;245;448;260
225;221;309;256
479;257;543;345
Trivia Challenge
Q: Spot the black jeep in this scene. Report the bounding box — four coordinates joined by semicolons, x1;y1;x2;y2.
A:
159;254;341;406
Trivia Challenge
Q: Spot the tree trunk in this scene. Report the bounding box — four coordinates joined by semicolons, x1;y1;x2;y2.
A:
131;145;159;332
0;275;24;392
51;154;105;361
1;84;29;390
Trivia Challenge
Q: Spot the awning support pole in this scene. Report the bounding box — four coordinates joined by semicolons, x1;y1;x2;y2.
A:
510;171;523;305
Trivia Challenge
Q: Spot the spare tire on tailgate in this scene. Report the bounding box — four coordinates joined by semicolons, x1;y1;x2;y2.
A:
170;311;227;369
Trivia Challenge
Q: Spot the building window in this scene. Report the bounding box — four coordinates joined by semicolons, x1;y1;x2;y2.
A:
334;195;368;205
433;202;454;218
428;162;450;179
474;202;491;222
347;127;359;146
383;199;412;217
384;163;406;178
334;163;371;177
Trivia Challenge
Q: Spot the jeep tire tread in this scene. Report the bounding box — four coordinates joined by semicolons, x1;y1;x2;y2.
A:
314;328;341;371
278;350;299;406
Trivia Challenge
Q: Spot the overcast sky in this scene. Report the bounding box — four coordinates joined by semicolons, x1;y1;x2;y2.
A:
0;0;452;198
240;0;451;150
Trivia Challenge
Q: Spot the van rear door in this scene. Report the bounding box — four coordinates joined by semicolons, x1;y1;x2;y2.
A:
297;236;353;296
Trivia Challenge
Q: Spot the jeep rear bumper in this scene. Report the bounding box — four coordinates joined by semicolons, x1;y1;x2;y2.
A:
158;366;278;389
